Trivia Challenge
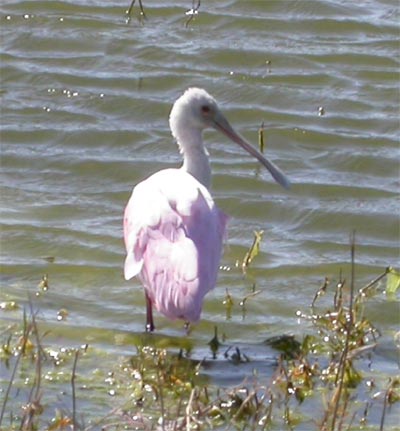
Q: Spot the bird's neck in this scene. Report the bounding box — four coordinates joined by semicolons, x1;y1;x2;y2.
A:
177;130;211;190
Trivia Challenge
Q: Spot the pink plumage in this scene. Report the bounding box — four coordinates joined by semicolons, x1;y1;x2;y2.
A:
124;169;227;323
123;88;289;331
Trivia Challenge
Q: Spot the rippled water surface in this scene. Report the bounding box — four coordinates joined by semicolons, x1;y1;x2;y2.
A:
1;0;399;426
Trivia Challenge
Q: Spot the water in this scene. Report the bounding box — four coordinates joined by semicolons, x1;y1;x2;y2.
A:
1;0;399;426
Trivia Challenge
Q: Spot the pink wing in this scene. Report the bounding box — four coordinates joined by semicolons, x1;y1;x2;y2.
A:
123;169;228;322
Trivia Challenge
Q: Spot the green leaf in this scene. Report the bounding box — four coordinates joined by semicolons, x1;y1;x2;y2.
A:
242;230;264;272
386;267;400;295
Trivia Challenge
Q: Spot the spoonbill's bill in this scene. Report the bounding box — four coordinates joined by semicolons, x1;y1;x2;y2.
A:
123;88;290;331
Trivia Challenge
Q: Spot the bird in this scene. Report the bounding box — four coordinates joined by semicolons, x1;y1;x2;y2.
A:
123;88;290;332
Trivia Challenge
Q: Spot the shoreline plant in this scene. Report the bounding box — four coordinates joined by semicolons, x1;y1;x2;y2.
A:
1;241;399;430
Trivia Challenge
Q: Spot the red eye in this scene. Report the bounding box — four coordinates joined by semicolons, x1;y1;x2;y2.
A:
201;105;210;113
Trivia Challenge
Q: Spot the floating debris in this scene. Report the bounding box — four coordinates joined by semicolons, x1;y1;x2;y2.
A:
38;274;49;291
57;309;68;321
42;256;55;263
0;301;18;311
219;264;231;271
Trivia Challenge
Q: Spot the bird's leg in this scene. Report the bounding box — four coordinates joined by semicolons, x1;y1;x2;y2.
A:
145;292;154;332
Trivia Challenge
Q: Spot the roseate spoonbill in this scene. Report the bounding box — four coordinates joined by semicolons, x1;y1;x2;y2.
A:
123;88;290;332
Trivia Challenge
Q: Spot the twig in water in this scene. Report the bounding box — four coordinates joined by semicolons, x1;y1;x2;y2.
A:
156;358;166;431
239;290;261;319
186;388;196;431
357;266;391;299
330;231;356;431
380;377;399;431
126;0;147;24
72;349;80;429
21;303;45;429
242;230;264;274
185;0;201;27
30;300;45;401
258;122;265;153
333;273;345;310
311;277;329;308
223;288;234;320
208;326;221;359
0;311;33;425
232;390;256;421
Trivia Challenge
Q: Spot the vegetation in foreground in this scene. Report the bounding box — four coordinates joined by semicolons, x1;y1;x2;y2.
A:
1;243;399;430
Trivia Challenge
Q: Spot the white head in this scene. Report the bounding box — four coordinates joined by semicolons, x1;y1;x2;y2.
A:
169;88;220;139
169;88;290;190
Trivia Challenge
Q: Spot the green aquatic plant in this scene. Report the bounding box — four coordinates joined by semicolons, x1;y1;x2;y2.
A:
242;230;264;274
386;267;400;296
1;250;399;430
